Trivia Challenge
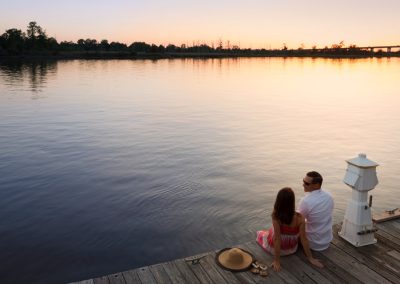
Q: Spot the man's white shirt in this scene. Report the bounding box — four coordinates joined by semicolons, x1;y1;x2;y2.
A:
298;189;334;251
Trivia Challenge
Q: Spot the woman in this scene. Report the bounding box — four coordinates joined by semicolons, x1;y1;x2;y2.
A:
256;187;323;271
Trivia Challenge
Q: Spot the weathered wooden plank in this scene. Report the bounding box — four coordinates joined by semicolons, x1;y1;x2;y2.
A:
135;266;157;284
121;269;141;284
331;224;400;283
307;250;363;284
335;230;400;277
161;261;188;284
199;253;238;284
290;250;333;284
377;221;400;240
173;259;201;283
369;241;400;268
375;227;400;250
247;240;304;283
322;242;392;284
93;276;110;284
148;264;172;284
241;241;294;284
387;219;400;230
183;251;211;264
72;280;95;284
108;272;126;284
180;258;216;284
231;271;257;284
369;248;400;278
336;225;400;267
386;249;400;261
373;209;400;223
377;221;400;234
72;220;400;284
279;253;323;284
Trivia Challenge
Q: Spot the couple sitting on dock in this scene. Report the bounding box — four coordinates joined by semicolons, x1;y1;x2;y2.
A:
256;171;334;271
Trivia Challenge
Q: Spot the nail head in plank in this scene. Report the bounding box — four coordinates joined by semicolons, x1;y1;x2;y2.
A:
136;266;157;284
149;264;172;284
93;276;110;284
122;270;141;284
108;272;126;284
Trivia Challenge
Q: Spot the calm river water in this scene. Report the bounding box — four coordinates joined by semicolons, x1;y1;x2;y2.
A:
0;57;399;283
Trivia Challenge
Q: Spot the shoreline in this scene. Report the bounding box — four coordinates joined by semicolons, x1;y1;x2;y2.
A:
1;51;400;62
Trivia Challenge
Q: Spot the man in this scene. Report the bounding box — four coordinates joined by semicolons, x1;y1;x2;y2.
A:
298;171;334;251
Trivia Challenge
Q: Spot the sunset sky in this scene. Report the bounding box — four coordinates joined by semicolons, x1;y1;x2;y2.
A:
1;0;399;49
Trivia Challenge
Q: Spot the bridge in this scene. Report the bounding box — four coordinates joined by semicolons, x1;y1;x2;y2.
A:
303;45;400;53
357;45;400;52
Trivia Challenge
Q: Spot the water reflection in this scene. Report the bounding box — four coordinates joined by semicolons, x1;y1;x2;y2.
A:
0;60;57;95
0;58;400;283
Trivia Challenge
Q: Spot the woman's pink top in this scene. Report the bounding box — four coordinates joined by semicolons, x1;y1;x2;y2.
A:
256;223;300;256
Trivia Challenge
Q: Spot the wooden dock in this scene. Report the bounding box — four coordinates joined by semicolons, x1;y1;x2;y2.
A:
73;219;400;284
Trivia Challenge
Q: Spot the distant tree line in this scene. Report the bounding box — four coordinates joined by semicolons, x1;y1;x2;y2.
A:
0;22;59;53
1;22;399;58
0;22;239;55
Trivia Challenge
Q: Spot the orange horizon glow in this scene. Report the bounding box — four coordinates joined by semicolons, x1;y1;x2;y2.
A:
1;0;399;50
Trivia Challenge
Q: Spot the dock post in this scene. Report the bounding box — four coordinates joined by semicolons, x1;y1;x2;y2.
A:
339;153;379;247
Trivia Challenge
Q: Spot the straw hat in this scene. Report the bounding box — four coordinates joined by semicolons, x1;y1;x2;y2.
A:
215;248;253;271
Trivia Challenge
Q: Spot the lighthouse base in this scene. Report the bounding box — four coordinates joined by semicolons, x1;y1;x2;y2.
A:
339;220;377;247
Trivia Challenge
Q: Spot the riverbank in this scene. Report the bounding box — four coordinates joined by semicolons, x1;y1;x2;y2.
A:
1;50;400;61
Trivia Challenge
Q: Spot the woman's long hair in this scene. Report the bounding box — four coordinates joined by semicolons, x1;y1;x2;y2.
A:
272;187;295;225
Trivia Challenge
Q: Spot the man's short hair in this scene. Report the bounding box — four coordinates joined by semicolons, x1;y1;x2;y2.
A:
307;171;323;185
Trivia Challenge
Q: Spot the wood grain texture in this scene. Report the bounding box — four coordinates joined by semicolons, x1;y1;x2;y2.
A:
74;220;400;284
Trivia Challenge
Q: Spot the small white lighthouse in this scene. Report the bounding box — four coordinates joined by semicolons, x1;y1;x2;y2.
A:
339;153;379;247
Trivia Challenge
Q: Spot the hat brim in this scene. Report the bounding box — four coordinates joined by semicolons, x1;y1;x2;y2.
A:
215;247;254;272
